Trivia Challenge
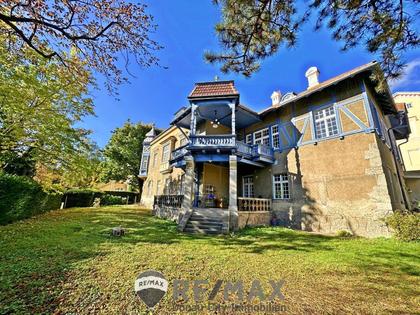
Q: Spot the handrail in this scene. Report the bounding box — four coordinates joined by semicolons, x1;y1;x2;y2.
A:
238;197;271;211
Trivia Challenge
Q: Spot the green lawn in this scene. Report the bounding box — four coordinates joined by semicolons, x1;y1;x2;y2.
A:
0;206;419;314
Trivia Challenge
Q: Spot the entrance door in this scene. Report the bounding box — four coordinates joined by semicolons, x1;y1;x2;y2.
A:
242;176;254;198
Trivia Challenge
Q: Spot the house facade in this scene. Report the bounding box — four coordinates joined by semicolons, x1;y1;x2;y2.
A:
394;92;420;206
139;62;410;237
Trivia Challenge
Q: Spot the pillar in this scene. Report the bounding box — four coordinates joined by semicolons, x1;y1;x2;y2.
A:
178;156;195;230
229;155;238;231
229;103;236;135
181;156;195;211
190;104;197;135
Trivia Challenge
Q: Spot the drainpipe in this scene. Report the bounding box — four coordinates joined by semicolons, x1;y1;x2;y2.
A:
386;126;410;210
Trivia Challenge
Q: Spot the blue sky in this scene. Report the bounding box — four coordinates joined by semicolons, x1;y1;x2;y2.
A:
82;0;420;148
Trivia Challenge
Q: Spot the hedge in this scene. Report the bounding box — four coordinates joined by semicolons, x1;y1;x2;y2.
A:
62;189;139;208
0;172;62;225
385;211;420;242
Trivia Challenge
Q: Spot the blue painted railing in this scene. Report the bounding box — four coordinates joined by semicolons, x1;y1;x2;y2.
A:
170;136;274;164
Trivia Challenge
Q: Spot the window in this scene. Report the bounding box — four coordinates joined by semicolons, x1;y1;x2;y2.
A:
406;103;412;109
242;176;254;198
162;143;170;162
156;180;161;195
245;134;252;145
314;105;339;139
273;174;290;199
254;128;270;145
153;151;158;167
141;155;148;171
180;136;188;146
271;125;280;148
147;180;153;195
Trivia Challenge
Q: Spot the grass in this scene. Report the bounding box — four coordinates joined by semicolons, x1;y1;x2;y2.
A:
0;206;419;314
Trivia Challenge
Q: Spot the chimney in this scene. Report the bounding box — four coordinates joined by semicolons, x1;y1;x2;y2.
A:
271;90;282;106
305;66;320;89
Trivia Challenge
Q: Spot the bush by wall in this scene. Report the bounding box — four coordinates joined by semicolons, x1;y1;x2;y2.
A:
62;190;139;208
385;211;420;241
100;194;125;206
62;189;103;208
0;172;62;225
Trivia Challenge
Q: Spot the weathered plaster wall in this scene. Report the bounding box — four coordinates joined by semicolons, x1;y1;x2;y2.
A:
238;211;271;229
140;126;186;209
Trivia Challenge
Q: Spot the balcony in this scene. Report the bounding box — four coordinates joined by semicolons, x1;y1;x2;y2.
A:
169;135;274;166
189;135;236;149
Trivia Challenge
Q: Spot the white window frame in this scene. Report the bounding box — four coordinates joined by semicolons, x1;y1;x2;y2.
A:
162;143;171;162
245;134;253;145
314;105;339;139
273;174;290;200
271;125;280;149
242;176;254;198
254;128;270;145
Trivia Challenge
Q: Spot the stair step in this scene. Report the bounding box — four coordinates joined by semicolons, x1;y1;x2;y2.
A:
184;227;222;234
186;221;223;228
189;217;223;223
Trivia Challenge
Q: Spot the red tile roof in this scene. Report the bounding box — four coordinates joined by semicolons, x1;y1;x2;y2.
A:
395;102;407;112
188;81;239;99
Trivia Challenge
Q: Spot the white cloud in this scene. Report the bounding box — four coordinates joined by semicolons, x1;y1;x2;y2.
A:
389;58;420;89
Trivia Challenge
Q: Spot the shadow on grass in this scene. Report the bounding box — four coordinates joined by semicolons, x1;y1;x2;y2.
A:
1;206;418;314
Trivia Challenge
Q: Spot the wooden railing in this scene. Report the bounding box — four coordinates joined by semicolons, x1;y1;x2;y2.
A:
236;141;253;157
238;197;271;211
190;135;235;148
154;195;184;208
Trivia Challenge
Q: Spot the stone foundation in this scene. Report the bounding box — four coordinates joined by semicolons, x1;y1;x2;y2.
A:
238;211;271;229
153;205;182;223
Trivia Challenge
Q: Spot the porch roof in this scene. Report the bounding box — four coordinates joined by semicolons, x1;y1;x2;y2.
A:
171;103;261;129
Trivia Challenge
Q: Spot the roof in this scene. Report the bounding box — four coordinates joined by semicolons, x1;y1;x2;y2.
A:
393;91;420;97
395;102;407;112
188;80;239;99
259;61;383;115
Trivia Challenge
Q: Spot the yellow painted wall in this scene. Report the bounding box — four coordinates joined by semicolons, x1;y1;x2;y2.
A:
140;126;188;208
394;92;420;171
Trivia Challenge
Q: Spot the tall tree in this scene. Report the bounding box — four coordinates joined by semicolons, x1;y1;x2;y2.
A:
0;35;95;177
0;0;161;93
206;0;419;86
101;121;153;193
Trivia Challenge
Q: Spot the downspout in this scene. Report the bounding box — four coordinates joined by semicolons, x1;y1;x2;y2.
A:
387;127;410;210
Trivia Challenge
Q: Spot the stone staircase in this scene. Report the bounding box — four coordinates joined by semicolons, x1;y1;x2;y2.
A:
183;208;228;235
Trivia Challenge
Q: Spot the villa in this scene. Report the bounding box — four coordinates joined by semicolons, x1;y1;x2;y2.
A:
139;62;411;237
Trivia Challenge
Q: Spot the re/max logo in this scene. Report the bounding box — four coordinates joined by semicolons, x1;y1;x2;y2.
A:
172;279;285;302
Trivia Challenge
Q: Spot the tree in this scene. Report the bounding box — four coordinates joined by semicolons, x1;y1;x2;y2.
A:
101;121;152;193
0;35;95;179
0;0;161;93
206;0;419;86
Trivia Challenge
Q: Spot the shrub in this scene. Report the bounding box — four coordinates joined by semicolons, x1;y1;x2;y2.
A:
100;194;125;206
62;189;103;208
385;211;420;241
336;230;353;238
0;172;62;225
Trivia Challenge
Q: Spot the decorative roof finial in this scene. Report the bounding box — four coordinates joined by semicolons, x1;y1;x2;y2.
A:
214;75;219;82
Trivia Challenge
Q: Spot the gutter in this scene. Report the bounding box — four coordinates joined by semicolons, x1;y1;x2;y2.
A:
387;127;411;210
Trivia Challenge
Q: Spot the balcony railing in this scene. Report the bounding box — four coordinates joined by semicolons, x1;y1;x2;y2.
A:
169;135;274;165
154;195;184;208
190;135;235;148
171;144;189;161
238;197;271;211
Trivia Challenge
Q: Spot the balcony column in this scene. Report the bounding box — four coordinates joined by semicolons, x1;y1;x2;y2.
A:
228;155;238;231
190;104;197;135
229;103;236;135
178;156;195;229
